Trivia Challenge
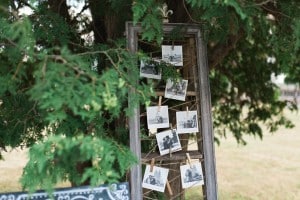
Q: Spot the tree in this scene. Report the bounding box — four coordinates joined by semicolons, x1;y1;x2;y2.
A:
0;0;299;193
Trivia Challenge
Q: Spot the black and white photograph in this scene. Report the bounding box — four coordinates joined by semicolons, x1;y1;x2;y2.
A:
161;45;183;66
164;78;188;101
176;110;199;134
147;106;170;129
140;59;162;79
156;129;182;155
142;165;169;192
180;162;204;188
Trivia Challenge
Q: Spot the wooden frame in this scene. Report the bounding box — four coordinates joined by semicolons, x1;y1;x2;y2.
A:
126;22;218;200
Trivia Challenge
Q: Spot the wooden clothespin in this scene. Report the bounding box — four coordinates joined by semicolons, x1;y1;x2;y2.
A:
166;180;173;196
186;106;189;118
186;153;192;168
150;158;155;172
157;96;162;111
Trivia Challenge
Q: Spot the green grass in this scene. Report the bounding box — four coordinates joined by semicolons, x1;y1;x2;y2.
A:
1;110;300;200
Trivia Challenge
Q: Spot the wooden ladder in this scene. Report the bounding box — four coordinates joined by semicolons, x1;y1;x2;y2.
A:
127;22;218;200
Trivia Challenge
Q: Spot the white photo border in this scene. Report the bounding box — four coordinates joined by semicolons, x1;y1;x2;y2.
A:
164;78;188;101
147;106;170;129
161;45;183;66
156;129;182;155
140;59;162;80
180;162;204;189
142;165;169;192
176;110;199;134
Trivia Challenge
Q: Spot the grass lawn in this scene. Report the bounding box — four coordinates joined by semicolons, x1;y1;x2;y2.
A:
1;110;300;199
215;109;300;200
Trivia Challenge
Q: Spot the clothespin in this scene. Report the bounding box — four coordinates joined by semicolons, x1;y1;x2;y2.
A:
166;180;173;196
157;96;162;111
150;158;155;172
169;147;172;158
186;153;192;168
186;106;189;118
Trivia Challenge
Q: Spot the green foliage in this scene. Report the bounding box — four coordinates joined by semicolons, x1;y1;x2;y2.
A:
222;0;247;20
0;94;46;148
27;46;142;123
0;0;300;194
0;2;151;191
21;134;136;193
132;0;163;43
185;0;211;8
31;5;71;46
202;0;300;143
294;21;300;51
108;0;130;12
0;15;46;150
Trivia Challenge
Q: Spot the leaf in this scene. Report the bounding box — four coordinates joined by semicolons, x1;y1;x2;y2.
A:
185;0;211;8
21;135;137;192
224;0;247;20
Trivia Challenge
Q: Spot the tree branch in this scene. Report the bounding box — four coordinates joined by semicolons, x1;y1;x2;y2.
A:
208;28;244;70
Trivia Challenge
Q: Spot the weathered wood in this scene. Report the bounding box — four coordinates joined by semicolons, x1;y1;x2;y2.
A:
126;22;143;200
156;90;196;96
196;26;219;200
126;22;218;200
142;150;202;162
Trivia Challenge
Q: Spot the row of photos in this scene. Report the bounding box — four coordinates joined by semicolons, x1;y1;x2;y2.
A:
141;45;204;193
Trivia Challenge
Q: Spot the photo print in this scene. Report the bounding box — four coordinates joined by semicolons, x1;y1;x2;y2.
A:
142;165;169;192
164;78;188;101
180;162;204;188
156;129;182;155
147;106;169;129
161;45;183;66
176;110;199;134
140;59;162;79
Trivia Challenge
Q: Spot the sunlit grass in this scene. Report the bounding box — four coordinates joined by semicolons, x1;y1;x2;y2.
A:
214;109;300;200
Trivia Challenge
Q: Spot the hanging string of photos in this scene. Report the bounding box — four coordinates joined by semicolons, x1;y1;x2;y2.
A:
140;45;204;194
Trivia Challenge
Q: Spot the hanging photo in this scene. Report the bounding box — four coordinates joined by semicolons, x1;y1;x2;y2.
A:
140;59;162;79
142;165;169;192
147;106;170;129
156;129;182;155
180;162;204;188
164;78;188;101
161;45;183;66
176;110;199;134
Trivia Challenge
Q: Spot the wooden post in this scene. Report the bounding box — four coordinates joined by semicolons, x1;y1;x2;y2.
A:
196;28;218;200
126;23;143;200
